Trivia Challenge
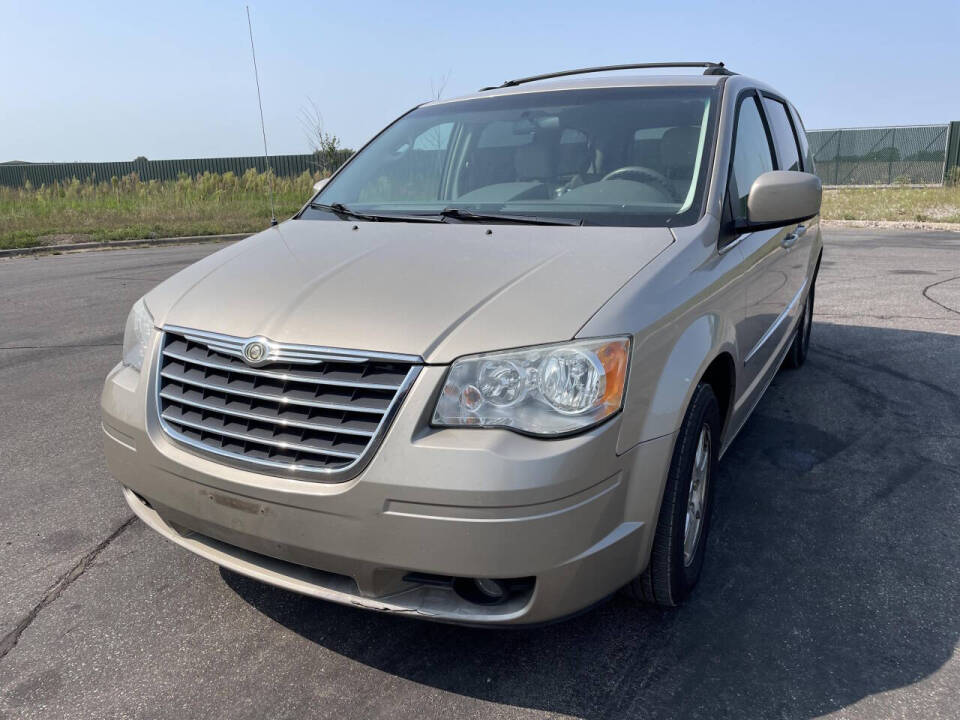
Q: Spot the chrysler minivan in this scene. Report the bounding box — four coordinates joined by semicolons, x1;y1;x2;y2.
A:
102;62;822;625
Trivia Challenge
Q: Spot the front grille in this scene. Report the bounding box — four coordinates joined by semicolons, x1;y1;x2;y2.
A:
155;327;420;479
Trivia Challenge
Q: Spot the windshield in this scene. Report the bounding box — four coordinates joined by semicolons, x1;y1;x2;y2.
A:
302;85;719;227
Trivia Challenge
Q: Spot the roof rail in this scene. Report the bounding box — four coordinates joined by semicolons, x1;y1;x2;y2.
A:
479;62;733;91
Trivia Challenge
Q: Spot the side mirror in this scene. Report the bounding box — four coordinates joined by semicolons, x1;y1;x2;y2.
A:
742;170;821;231
312;178;329;193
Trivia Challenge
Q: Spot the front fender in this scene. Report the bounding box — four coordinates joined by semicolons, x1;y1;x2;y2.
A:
578;216;744;456
638;314;734;444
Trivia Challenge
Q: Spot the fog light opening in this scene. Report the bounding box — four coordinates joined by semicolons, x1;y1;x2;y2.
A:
452;577;518;605
475;578;508;601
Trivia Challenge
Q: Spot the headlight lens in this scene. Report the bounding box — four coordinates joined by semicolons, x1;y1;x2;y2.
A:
432;337;630;436
121;298;154;371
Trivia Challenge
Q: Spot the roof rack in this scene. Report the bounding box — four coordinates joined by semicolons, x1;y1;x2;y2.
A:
479;62;734;91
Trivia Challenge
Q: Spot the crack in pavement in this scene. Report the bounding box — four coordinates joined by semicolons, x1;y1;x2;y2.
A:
816;345;960;406
922;274;960;316
0;516;136;661
807;357;895;409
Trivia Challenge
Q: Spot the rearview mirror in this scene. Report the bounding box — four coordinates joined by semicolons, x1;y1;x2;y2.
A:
743;170;821;231
312;178;329;193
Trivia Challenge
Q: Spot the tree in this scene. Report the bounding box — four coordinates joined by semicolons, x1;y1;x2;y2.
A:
299;98;345;174
430;71;451;101
413;73;454;152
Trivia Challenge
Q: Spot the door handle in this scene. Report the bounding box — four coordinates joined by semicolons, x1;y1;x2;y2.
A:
781;224;806;249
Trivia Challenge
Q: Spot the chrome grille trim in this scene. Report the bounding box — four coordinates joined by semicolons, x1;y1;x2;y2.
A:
159;412;363;460
155;326;421;480
159;367;391;415
160;347;404;390
165;324;409;365
156;391;377;437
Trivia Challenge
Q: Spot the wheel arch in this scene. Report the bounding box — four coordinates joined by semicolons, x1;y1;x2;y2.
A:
621;312;738;453
699;351;736;438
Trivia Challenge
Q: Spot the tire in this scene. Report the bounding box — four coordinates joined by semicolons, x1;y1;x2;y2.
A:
624;382;721;607
783;281;815;369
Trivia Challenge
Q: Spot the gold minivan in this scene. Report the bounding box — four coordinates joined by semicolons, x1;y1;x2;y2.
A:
102;62;822;625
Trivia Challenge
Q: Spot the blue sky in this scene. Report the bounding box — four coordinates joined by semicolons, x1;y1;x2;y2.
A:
2;0;957;162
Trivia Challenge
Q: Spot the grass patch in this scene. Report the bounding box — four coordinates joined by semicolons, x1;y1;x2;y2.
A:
822;185;960;223
0;170;323;250
3;174;960;250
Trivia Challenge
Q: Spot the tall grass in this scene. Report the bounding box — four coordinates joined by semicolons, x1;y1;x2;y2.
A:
3;172;960;251
0;169;324;250
821;185;960;223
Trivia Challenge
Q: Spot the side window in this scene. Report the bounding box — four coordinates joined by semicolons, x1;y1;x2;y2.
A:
789;105;815;173
762;97;802;171
729;95;775;220
412;122;453;151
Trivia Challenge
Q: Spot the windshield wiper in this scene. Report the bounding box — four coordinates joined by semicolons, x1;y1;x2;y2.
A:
307;202;441;223
306;202;580;226
439;207;583;226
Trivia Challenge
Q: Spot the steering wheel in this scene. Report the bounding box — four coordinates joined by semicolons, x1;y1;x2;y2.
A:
601;165;680;203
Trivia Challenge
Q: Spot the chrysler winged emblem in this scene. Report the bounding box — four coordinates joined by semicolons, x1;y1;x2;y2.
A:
241;338;270;366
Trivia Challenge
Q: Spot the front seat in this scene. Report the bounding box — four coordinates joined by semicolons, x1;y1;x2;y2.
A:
556;139;593;194
659;126;701;198
455;141;557;202
513;141;557;199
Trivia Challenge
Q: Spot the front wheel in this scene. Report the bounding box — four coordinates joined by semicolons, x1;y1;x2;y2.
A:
624;382;721;607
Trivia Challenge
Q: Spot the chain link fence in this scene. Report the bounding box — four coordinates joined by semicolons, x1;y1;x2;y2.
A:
807;124;950;186
0;150;353;188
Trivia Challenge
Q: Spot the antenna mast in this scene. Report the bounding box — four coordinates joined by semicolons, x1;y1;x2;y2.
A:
246;5;277;226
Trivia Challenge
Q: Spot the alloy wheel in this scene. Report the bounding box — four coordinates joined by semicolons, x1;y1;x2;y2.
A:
683;424;711;567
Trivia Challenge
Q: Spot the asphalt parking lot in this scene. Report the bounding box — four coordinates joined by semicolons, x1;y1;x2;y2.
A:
1;227;958;719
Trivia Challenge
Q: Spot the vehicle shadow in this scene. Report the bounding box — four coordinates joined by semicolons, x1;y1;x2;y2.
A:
223;321;960;719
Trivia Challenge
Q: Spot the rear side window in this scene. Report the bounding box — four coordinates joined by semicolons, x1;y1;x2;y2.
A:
729;95;775;220
762;97;802;171
789;105;815;173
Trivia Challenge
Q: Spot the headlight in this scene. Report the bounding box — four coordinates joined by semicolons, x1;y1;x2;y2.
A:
432;337;630;436
121;298;154;371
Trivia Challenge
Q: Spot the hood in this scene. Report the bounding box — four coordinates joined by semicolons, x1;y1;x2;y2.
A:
146;219;673;363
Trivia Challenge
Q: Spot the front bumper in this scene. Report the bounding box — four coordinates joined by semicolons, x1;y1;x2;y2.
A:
102;347;675;625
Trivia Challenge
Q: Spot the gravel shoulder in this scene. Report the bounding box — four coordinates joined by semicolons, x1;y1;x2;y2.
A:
823;219;960;232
